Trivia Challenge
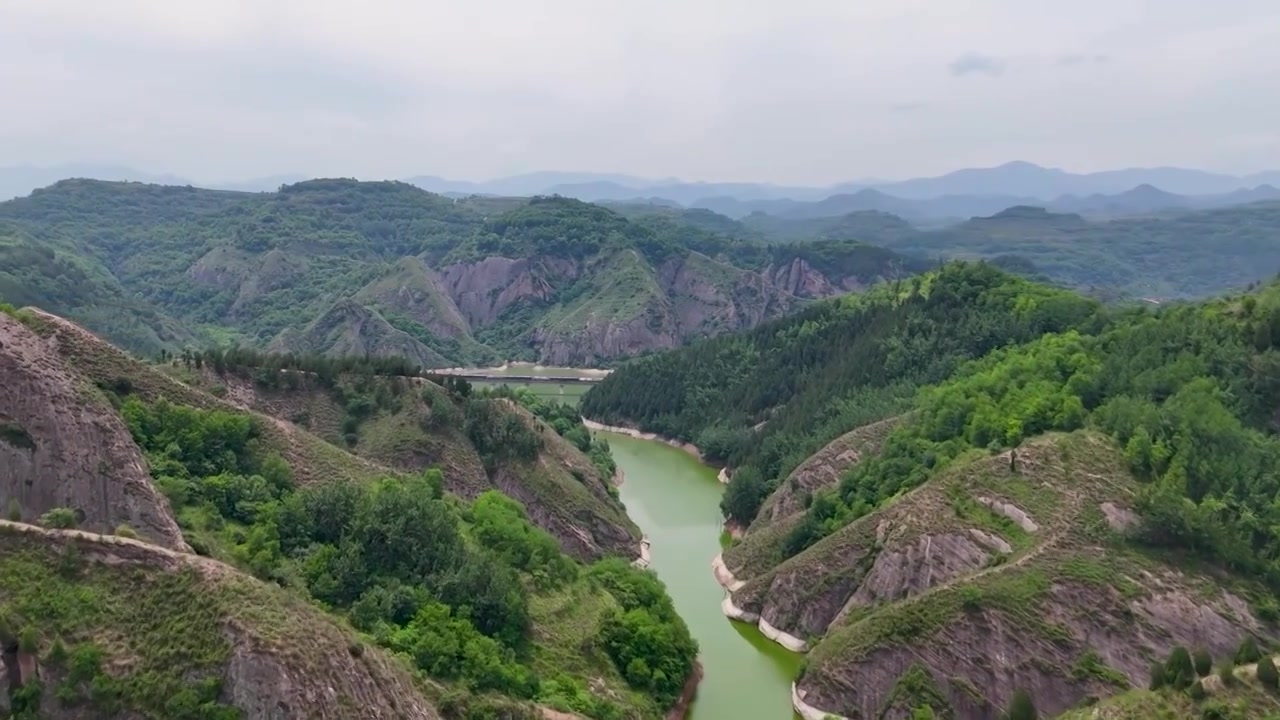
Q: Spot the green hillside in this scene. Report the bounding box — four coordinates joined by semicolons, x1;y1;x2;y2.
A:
0;304;696;719
585;261;1280;718
0;180;924;366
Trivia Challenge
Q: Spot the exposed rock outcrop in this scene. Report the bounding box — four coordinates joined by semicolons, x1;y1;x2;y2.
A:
762;432;1280;720
356;256;473;339
442;256;580;326
0;312;186;549
750;416;904;532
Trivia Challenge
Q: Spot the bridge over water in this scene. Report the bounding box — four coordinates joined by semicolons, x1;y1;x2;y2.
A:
432;370;604;384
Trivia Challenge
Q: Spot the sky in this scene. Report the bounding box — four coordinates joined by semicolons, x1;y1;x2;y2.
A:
3;0;1279;185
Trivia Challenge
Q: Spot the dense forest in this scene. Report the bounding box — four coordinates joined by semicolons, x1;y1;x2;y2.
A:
106;384;696;718
585;262;1280;596
581;262;1104;524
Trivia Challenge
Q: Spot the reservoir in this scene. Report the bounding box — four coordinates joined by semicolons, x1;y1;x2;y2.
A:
603;433;803;719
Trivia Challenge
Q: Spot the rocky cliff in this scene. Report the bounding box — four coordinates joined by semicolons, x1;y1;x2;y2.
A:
719;431;1280;719
13;306;638;562
283;246;862;367
0;521;441;719
0;311;186;549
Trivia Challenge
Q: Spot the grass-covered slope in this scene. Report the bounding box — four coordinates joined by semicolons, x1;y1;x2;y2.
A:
0;521;441;719
775;431;1278;719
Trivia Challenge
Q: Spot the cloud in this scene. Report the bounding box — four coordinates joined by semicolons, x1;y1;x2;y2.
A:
1;0;1279;184
1058;52;1111;65
948;53;1007;77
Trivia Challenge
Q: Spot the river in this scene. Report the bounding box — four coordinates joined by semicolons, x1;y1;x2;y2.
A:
604;433;802;719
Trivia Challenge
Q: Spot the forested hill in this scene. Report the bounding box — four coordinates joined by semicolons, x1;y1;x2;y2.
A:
580;262;1105;523
0;178;925;365
0;304;698;719
585;261;1280;717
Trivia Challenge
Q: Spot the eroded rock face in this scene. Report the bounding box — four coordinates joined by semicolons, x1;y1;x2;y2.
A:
221;625;437;720
839;533;991;616
442;256;580;327
657;254;797;335
752;416;903;531
797;580;1270;720
531;311;680;368
0;313;186;549
763;258;838;299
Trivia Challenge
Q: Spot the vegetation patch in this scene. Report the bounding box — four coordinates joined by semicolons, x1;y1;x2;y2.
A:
0;420;35;450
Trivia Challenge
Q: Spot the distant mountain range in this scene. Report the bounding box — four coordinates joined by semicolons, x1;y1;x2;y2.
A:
690;182;1280;224
4;161;1280;223
0;164;306;201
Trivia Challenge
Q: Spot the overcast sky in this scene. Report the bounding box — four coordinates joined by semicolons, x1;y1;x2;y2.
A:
3;0;1279;185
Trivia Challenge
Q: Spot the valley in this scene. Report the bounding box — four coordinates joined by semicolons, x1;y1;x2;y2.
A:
5;176;1280;719
606;434;803;719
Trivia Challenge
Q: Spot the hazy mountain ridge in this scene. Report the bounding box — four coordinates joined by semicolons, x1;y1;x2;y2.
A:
7;161;1278;210
0;179;920;365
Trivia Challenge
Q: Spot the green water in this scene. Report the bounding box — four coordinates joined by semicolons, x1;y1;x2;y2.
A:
605;433;802;719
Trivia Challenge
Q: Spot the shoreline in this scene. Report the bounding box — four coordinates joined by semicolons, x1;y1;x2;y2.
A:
665;659;704;720
582;418;706;462
584;419;730;485
792;683;847;720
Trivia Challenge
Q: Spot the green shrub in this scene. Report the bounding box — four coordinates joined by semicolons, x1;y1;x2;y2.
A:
114;524;139;539
1192;648;1213;677
18;626;38;653
1187;679;1206;700
1217;658;1236;687
1258;656;1279;691
7;497;21;522
39;507;78;529
1236;637;1262;664
1164;646;1196;689
1004;688;1038;720
1149;661;1167;690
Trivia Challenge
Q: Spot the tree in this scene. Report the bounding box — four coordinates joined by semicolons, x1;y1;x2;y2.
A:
1004;688;1038;720
1258;656;1279;691
1192;648;1213;677
720;466;766;525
